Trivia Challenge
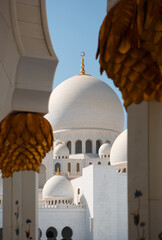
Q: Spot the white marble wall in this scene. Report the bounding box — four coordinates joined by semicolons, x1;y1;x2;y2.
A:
82;166;94;240
39;208;86;240
82;165;128;240
54;128;120;155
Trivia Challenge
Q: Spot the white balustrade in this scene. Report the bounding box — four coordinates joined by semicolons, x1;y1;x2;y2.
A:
38;201;85;209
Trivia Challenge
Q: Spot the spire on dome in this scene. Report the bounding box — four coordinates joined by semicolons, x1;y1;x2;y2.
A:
80;52;85;74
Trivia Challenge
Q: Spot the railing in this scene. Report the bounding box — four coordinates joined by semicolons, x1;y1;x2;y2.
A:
38;201;85;209
54;172;82;178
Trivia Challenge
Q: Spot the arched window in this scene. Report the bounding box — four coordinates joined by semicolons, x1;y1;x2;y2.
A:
75;140;82;153
38;228;42;240
98;161;101;165
67;141;71;154
39;164;46;188
46;227;57;240
55;162;61;173
62;226;73;240
67;162;71;172
96;139;102;153
86;140;92;153
76;163;80;172
89;162;92;165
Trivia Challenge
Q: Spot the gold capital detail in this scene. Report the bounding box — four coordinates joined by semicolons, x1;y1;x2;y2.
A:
96;0;162;109
0;113;53;178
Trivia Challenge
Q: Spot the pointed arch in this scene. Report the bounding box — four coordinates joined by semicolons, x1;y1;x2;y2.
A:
67;162;71;172
67;141;71;154
55;162;61;173
76;163;80;172
96;139;102;153
62;226;73;240
86;139;92;153
75;140;82;153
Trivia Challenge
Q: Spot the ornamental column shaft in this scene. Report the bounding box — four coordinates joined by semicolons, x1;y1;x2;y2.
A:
3;171;38;239
0;113;53;240
128;101;162;239
97;0;162;238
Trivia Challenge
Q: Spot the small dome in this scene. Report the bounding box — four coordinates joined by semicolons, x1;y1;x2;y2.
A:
42;175;74;200
54;139;62;148
99;143;111;157
110;129;127;167
54;143;69;158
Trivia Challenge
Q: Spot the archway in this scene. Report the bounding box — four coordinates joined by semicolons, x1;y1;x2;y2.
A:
67;141;72;154
75;140;82;154
46;227;58;240
86;140;92;153
76;163;80;172
38;228;42;239
96;139;102;153
61;226;73;240
55;163;61;173
67;162;71;172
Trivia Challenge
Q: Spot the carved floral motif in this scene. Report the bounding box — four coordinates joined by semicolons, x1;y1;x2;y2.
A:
132;190;145;240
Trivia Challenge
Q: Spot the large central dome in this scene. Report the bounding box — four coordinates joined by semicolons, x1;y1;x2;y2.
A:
48;74;124;133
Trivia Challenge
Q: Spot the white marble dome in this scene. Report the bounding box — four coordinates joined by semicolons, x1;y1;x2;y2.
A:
48;74;124;132
110;129;127;167
54;143;69;158
42;175;74;200
99;143;111;158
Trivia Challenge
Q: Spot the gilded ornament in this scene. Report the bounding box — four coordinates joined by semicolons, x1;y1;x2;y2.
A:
96;0;162;108
0;113;53;178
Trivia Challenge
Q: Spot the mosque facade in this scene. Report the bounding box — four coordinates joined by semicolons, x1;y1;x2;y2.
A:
37;57;128;240
0;57;128;240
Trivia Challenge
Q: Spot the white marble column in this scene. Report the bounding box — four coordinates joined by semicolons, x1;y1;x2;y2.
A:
92;140;96;154
3;170;38;240
82;140;86;154
128;101;162;240
72;140;75;155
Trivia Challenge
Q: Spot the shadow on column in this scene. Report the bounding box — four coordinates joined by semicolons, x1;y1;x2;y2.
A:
0;228;2;240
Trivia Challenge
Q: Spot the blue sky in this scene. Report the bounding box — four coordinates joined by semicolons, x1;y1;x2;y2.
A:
46;0;127;129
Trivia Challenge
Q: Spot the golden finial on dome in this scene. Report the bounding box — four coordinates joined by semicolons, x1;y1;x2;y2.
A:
80;52;85;75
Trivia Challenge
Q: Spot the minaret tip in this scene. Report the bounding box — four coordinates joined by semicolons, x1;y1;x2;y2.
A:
80;52;85;75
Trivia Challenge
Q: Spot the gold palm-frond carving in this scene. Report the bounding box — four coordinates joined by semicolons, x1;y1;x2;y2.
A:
0;113;53;178
96;0;162;108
